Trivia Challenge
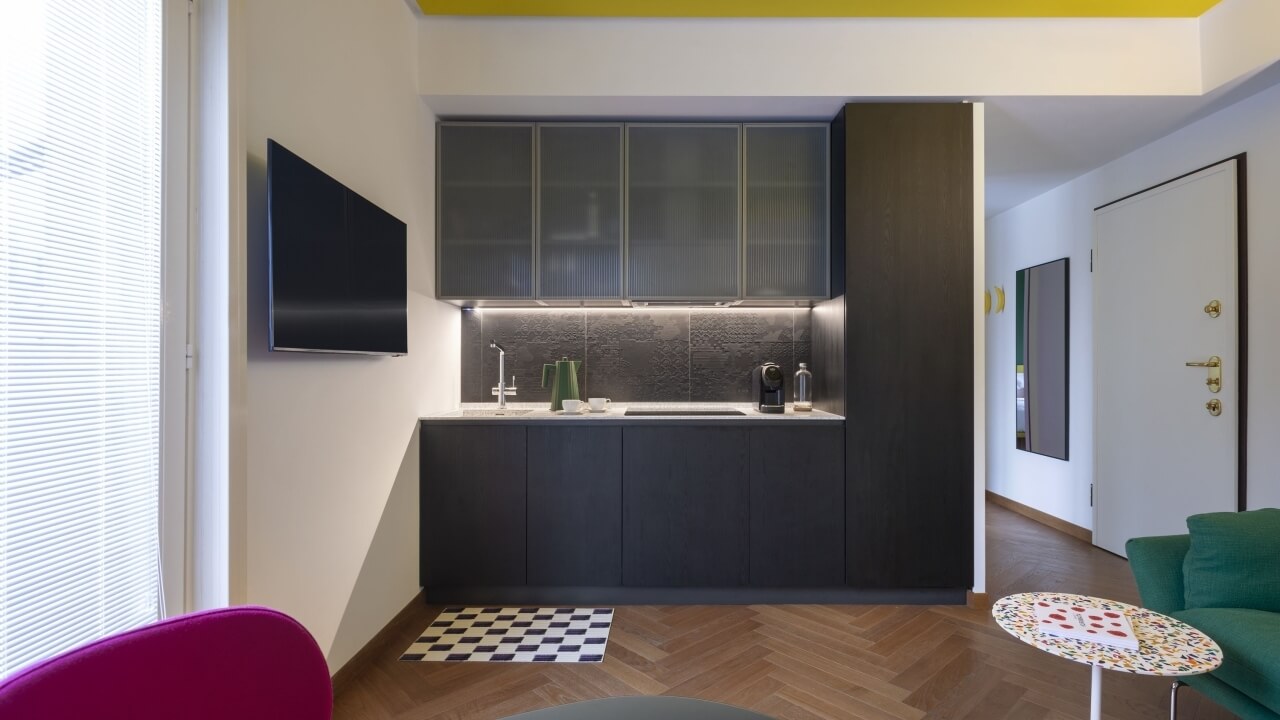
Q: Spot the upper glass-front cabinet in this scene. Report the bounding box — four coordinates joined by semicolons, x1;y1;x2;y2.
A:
743;124;829;299
437;123;534;299
538;125;623;299
435;121;830;303
626;125;741;300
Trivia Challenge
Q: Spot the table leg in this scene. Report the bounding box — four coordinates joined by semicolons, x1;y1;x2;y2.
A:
1170;680;1182;720
1090;663;1103;720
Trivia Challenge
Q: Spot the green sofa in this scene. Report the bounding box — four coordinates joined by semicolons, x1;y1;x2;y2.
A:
1128;510;1280;720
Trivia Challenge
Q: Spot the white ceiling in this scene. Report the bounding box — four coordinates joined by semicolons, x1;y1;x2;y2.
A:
983;60;1280;215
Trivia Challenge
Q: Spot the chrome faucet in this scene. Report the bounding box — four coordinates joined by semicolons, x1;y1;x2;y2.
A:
490;340;517;409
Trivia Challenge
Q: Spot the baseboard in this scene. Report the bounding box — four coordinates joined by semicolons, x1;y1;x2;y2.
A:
966;591;989;610
422;586;968;605
331;589;425;697
986;490;1092;544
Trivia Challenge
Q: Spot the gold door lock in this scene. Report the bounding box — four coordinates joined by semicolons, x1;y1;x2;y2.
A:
1204;299;1222;318
1185;356;1222;393
1206;399;1222;417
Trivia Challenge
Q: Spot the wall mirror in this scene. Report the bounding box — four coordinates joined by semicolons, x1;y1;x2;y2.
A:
1016;258;1069;460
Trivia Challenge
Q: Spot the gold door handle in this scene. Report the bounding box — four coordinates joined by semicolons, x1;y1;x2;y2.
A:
1185;356;1223;393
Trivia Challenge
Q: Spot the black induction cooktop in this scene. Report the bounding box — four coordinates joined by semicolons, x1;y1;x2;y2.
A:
623;409;747;416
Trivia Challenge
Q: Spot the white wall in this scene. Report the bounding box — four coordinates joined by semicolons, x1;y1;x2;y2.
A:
1200;0;1280;90
241;0;458;673
987;80;1280;528
972;103;987;594
419;16;1201;101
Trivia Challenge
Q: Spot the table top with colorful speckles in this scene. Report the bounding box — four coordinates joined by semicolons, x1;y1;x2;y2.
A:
993;592;1223;676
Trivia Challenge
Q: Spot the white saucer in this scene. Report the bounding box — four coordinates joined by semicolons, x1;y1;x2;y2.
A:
559;409;587;415
588;408;609;413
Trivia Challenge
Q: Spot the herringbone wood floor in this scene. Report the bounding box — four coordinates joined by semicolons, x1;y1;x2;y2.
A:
333;503;1238;720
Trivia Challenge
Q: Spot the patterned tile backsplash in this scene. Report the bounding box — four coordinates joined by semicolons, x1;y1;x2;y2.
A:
461;308;813;403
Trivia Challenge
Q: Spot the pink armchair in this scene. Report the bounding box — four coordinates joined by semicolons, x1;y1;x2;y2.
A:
0;606;332;719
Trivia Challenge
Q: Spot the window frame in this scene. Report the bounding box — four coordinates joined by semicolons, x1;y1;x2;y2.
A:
160;0;191;617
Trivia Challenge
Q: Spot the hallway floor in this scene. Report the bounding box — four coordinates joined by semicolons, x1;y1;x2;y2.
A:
333;503;1236;719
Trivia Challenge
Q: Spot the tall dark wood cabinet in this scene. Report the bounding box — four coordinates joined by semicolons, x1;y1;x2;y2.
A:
823;104;975;589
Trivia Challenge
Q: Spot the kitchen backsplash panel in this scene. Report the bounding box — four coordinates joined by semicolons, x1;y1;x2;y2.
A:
461;308;812;403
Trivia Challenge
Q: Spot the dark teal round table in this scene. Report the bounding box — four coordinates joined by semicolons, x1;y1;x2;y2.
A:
503;697;774;719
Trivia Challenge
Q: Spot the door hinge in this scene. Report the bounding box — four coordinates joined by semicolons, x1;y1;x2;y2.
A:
1090;249;1094;272
188;0;194;15
1090;483;1094;507
185;343;194;370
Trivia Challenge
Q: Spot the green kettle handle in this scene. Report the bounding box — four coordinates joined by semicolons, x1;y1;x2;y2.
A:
542;363;554;388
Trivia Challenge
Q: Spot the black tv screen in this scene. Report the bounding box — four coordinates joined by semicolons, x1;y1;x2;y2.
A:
267;139;407;355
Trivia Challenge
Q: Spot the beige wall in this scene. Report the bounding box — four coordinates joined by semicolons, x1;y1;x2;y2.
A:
241;0;458;673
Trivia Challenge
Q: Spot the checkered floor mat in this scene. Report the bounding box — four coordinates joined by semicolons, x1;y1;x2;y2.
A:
400;607;613;663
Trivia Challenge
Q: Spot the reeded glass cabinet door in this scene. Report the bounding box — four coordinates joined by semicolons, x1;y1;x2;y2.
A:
744;124;829;299
437;123;534;299
538;125;623;299
626;125;741;299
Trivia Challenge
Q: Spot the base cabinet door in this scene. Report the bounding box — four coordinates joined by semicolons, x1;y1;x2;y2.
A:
749;426;844;586
420;425;527;587
622;426;750;586
527;426;623;586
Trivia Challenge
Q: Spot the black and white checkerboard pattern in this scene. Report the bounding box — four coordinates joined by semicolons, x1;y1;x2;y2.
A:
400;607;613;663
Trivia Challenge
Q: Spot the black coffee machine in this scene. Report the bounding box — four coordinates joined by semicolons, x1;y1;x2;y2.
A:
752;362;786;414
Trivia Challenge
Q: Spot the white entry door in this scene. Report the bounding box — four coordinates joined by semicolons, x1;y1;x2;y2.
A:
1093;160;1241;557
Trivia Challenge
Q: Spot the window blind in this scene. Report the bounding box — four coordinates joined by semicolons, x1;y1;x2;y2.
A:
0;0;164;678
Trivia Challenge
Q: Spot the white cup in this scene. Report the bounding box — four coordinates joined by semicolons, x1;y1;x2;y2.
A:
588;397;611;412
561;399;584;413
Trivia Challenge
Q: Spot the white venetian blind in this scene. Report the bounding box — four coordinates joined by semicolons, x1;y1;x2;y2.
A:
0;0;164;678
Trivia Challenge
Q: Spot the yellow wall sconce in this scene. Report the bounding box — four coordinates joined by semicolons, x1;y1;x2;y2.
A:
984;289;992;315
993;285;1006;313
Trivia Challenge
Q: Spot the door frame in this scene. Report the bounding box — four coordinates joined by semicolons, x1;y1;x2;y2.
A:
1093;154;1248;511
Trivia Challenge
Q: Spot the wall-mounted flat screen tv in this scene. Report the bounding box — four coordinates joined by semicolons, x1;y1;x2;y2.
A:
268;139;407;356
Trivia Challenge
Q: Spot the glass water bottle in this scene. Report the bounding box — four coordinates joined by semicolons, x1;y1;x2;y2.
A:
794;363;813;412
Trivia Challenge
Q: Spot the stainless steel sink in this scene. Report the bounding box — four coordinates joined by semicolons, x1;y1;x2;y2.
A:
460;409;534;417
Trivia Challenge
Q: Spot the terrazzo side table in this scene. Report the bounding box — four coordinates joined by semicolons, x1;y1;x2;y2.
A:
993;592;1223;720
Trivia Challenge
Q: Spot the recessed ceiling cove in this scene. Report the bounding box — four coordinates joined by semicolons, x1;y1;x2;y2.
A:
415;0;1222;18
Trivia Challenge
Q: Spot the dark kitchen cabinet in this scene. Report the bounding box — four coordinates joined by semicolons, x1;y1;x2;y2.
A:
743;124;830;299
831;103;975;589
437;121;833;304
622;426;750;586
537;124;624;299
420;425;527;587
626;124;741;300
749;425;844;586
527;426;623;586
436;123;534;299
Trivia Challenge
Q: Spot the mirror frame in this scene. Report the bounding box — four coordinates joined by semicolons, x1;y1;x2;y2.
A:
1015;257;1070;461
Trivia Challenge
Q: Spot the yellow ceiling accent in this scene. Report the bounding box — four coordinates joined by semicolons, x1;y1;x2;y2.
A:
416;0;1223;17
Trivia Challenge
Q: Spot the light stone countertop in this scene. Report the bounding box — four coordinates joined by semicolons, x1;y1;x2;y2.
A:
422;402;843;422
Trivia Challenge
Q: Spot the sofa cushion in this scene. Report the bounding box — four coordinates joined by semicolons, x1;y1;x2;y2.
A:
1173;608;1280;714
1183;508;1280;613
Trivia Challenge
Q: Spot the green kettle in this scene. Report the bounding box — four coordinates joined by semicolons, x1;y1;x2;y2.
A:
541;357;582;411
